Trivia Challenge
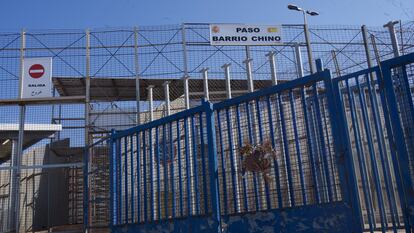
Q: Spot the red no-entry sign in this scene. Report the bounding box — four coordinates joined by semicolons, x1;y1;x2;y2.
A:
29;64;45;79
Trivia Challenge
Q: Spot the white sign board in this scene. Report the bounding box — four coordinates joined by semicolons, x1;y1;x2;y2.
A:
21;57;52;99
209;24;282;46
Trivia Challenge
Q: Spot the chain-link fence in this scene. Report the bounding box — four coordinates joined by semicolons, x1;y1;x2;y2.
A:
0;21;413;232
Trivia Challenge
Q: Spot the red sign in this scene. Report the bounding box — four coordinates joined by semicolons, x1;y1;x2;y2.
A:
29;64;45;79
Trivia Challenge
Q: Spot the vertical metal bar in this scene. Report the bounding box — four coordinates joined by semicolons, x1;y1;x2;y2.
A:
244;101;260;210
365;72;399;231
10;29;25;233
383;21;401;57
331;78;364;232
155;127;161;220
225;107;240;213
116;139;122;224
130;136;134;222
289;91;307;205
216;110;228;215
201;68;209;100
163;81;171;116
134;26;141;125
176;120;184;217
312;83;333;201
300;88;320;204
235;105;249;211
183;118;192;216
147;85;154;121
183;76;190;109
331;50;342;77
278;93;295;206
266;96;283;208
355;76;387;229
255;98;271;209
244;58;254;93
190;116;199;214
304;22;315;74
149;129;154;221
198;113;208;214
84;28;91;231
142;131;147;222
203;100;221;233
162;124;169;218
136;133;141;223
222;63;232;99
169;122;176;218
294;43;304;78
109;130;116;225
124;137;129;223
182;24;190;109
266;51;278;85
346;79;375;232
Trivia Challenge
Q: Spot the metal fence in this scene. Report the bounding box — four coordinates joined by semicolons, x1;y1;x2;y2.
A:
110;52;414;233
0;21;414;232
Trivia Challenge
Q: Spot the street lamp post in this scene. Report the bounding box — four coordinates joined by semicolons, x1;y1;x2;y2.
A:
288;4;319;74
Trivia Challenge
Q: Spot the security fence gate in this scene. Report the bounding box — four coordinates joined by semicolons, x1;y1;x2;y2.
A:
109;53;414;232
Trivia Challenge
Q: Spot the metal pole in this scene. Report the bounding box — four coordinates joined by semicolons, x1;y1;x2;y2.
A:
222;64;232;99
83;28;91;232
200;68;209;101
266;51;278;85
147;85;154;121
182;76;190;109
331;50;342;77
134;26;141;125
10;29;26;233
163;82;171;116
303;11;315;74
383;21;401;57
361;25;374;68
181;24;191;109
294;43;304;78
244;58;254;93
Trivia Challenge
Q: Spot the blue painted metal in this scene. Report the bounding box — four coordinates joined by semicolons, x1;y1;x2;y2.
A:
130;136;134;222
155;127;161;220
176;120;184;217
289;90;307;205
108;53;414;233
110;129;116;226
199;112;209;214
265;95;283;208
149;128;154;221
225;107;239;213
124;137;129;223
244;101;260;211
234;105;249;212
278;92;295;207
142;131;147;223
216;110;228;215
202;99;221;233
136;133;141;223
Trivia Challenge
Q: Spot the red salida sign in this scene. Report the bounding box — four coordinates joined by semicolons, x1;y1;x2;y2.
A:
29;64;45;79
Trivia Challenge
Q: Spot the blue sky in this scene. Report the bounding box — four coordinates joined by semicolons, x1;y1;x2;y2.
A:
0;0;413;29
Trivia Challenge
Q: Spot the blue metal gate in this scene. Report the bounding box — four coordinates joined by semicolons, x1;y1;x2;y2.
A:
108;53;414;233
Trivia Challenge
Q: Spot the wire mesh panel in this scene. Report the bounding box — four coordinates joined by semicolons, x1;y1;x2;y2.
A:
332;53;414;232
212;71;342;217
110;103;219;231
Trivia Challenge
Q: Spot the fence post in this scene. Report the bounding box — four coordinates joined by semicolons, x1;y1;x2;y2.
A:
202;99;221;233
109;129;116;228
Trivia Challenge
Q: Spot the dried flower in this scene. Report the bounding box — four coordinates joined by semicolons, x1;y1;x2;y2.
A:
239;139;276;184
